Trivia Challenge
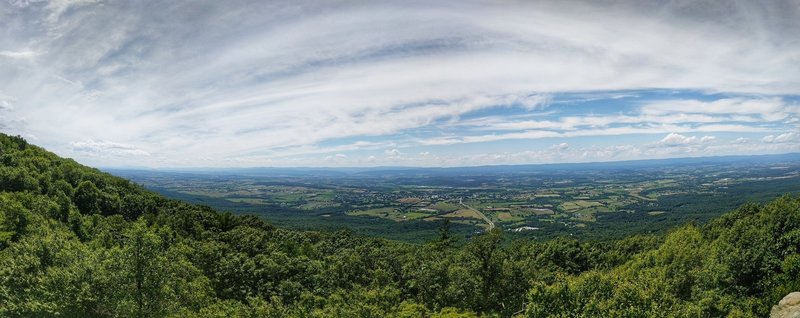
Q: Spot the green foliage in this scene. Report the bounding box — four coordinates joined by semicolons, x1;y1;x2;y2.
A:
0;194;31;243
74;180;101;215
0;133;798;317
0;220;98;316
523;196;800;317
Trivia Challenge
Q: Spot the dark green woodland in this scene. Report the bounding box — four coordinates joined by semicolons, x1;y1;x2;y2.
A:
0;133;798;317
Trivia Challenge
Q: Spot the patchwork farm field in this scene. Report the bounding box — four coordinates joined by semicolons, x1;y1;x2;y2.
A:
111;154;800;241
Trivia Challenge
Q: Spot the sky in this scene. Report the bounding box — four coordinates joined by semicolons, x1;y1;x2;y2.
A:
1;0;799;168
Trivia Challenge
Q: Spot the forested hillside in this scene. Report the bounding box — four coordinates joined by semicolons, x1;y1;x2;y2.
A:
0;133;798;317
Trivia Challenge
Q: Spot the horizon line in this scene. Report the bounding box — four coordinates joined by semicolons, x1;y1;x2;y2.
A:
99;151;800;172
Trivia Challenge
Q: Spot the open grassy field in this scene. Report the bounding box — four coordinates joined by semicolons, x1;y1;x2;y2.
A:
226;198;267;204
429;202;460;212
348;207;396;217
443;209;483;220
347;207;437;222
559;200;604;212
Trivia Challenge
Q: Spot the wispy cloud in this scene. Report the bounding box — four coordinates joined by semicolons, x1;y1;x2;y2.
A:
762;132;799;143
658;133;716;147
71;139;150;157
419;124;770;146
0;50;41;60
0;92;15;110
1;0;798;167
641;98;797;121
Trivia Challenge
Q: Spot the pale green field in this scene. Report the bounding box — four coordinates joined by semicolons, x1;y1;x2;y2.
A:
347;207;437;222
559;200;603;212
428;202;460;212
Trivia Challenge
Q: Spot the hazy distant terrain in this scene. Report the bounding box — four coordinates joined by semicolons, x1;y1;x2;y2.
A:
110;153;800;242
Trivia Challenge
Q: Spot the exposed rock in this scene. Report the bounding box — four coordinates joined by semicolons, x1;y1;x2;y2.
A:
771;292;800;318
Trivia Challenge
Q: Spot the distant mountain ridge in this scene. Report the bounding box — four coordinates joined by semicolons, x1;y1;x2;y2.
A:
107;152;800;177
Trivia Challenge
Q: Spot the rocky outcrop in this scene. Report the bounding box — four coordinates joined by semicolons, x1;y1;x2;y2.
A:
772;292;800;318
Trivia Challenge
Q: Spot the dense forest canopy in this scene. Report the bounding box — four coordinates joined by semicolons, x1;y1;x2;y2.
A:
0;132;798;317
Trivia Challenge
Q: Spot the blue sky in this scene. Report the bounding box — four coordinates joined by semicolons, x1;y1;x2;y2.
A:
1;0;799;167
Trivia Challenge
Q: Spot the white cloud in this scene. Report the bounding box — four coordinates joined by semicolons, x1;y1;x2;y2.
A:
43;0;103;24
466;112;763;132
700;136;716;143
420;125;755;147
0;93;14;110
385;148;403;157
774;132;799;143
641;98;798;122
7;0;46;8
0;50;41;60
659;133;716;146
70;139;150;157
322;153;348;163
763;132;799;143
392;139;799;167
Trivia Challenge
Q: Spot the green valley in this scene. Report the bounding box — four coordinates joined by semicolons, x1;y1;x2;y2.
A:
113;153;800;242
1;134;800;317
